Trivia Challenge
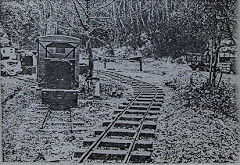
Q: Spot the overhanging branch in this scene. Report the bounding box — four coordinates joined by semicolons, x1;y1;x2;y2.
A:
89;36;106;44
76;0;88;17
90;0;116;15
72;0;88;31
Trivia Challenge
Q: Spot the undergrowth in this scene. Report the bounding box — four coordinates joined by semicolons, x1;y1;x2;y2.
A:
166;71;238;120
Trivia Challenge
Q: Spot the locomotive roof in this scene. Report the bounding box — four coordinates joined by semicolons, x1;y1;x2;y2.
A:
38;35;81;43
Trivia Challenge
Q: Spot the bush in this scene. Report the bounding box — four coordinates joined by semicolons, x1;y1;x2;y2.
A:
166;72;238;120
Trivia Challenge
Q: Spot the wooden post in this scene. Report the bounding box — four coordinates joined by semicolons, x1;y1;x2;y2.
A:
94;78;100;98
217;72;223;88
87;40;93;78
104;59;107;68
85;0;93;79
139;58;142;71
209;39;213;83
212;38;221;87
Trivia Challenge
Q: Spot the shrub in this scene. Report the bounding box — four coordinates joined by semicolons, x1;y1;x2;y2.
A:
166;72;238;120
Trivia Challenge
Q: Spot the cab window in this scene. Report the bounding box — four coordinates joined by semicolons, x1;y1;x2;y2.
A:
56;47;65;53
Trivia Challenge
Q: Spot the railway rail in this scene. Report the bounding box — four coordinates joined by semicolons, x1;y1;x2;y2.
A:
72;70;164;163
1;75;37;105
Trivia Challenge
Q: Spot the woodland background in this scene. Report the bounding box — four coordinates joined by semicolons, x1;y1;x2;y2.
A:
0;0;237;59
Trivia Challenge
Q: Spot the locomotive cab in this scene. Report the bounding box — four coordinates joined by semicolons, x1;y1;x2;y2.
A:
37;35;80;110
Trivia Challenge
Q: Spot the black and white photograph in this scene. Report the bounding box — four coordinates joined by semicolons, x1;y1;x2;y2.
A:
0;0;239;163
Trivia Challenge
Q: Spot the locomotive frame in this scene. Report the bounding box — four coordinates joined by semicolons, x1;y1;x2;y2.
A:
36;35;81;128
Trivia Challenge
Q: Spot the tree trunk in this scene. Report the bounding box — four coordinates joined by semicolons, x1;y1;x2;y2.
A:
87;39;93;79
217;72;223;88
130;0;134;24
209;39;213;83
165;0;169;22
139;59;142;71
212;38;221;87
138;0;145;27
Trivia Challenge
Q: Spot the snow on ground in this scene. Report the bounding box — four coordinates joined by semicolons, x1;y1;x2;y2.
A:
1;57;239;163
153;91;239;163
94;58;193;87
92;46;130;59
2;79;37;161
1;75;35;102
1;72;133;162
95;58;239;163
1;77;23;102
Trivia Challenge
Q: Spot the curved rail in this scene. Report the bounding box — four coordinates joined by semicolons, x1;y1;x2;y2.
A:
76;70;162;163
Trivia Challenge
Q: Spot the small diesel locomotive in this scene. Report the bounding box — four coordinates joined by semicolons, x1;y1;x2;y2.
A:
36;35;81;110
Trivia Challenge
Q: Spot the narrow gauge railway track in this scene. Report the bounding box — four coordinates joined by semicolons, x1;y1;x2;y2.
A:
14;76;38;85
1;76;37;105
73;70;164;163
2;75;38;139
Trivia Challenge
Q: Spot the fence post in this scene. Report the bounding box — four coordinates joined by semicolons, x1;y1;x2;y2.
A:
139;58;142;71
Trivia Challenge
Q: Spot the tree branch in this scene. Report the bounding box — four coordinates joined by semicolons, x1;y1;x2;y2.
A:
76;0;88;17
90;0;116;15
90;0;97;10
72;0;88;31
48;21;73;30
89;36;106;43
